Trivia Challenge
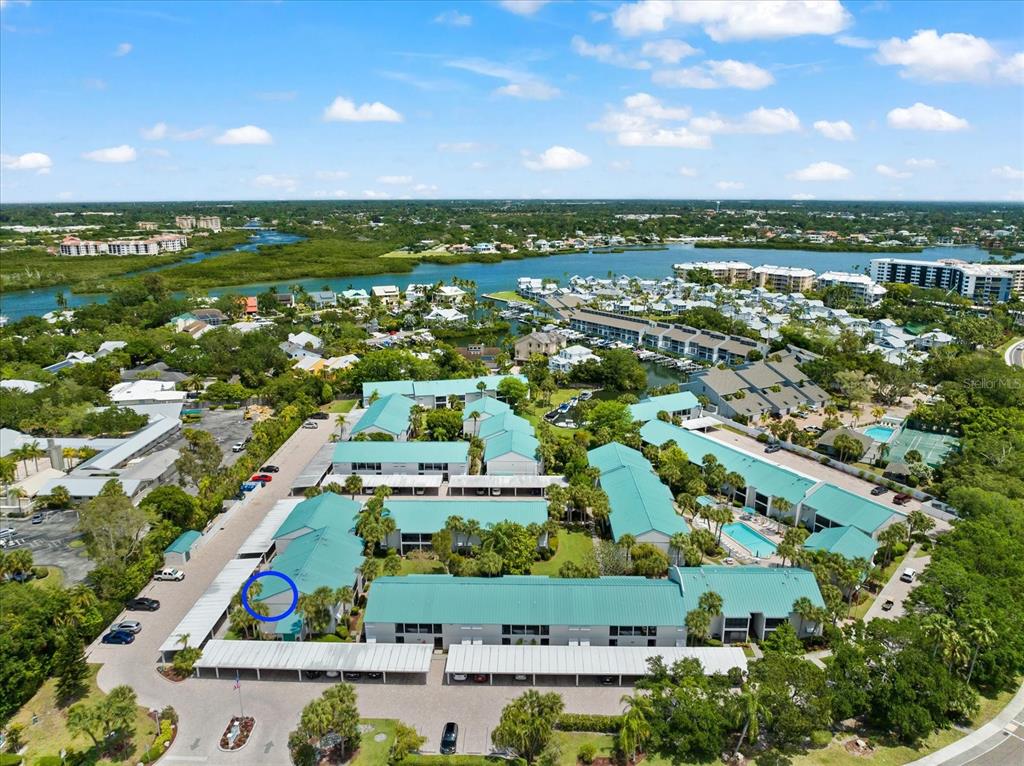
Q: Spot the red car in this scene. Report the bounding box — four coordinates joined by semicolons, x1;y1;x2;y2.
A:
892;493;912;505
251;474;273;483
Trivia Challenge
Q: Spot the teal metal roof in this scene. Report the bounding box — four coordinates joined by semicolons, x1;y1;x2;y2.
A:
801;484;896;535
383;500;548;534
484;430;540;461
696;495;717;507
674;565;825;618
333;441;470;464
640;420;816;504
364;575;687;626
599;464;688;541
164;530;201;554
256;525;364;600
273;492;360;539
587;442;650;474
350;393;413;437
462;397;511;419
628;392;700;423
804;526;879;562
478;411;534;440
363;375;526;402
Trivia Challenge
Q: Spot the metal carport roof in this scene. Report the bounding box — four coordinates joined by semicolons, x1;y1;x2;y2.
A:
322;473;444;489
448;475;567;489
159;559;259;653
195;640;432;674
237;498;301;557
445;644;747;678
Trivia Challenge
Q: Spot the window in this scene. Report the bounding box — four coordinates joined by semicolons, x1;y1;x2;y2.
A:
613;626;658;637
353;462;382;473
764;617;788;629
725;617;749;629
419;462;446;472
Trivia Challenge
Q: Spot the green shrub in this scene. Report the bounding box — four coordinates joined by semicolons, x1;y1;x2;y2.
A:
316;634;343;642
756;432;770;443
32;567;49;579
32;758;61;766
548;534;560;552
810;729;833;747
555;713;622;733
577;743;597;764
0;755;23;766
141;719;175;763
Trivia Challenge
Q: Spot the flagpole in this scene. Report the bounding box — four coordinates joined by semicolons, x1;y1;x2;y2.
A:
235;671;244;718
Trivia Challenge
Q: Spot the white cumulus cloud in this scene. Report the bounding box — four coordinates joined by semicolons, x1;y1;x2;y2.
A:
1;151;53;174
524;146;591;171
446;58;561;100
253;174;297;191
214;125;273;145
499;0;549;15
887;103;969;132
413;183;439;193
438;142;482;153
323;97;403;123
315;170;350;180
378;175;413;184
652;59;774;90
992;165;1024;180
791;193;816;200
998;52;1024;83
690;107;800;135
876;164;911;179
571;35;650;70
905;158;936;169
434;10;471;26
716;181;744;190
114;42;133;57
141;122;168;140
813;120;854;141
82;144;137;163
876;30;998;83
613;0;850;41
678;166;698;177
641;39;701;64
590;93;710;149
788;161;851;181
362;190;391;199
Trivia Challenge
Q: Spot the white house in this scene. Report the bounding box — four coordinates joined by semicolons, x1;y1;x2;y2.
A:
548;344;599;373
424;307;468;323
287;331;324;351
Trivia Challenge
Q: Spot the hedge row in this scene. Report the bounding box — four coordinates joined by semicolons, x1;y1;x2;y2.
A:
555;713;622;733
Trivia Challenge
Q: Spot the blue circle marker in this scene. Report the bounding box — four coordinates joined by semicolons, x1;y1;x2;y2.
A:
241;570;299;622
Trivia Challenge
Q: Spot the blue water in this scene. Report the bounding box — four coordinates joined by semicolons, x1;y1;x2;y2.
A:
722;521;778;558
864;425;896;443
0;242;992;321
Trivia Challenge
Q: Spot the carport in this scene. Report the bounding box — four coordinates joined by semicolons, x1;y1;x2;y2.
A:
237;498;301;560
194;639;432;683
444;644;747;686
321;473;444;496
448;474;568;497
290;443;335;496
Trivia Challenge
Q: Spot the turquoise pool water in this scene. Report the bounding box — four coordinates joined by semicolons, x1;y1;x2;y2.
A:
722;522;778;558
864;425;896;442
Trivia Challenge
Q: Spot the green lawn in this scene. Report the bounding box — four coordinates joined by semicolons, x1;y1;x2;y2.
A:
531;531;594;576
10;665;158;765
995;335;1023;355
523;388;587;427
352;719;396;765
399;558;447;575
27;566;65;591
328;399;358;413
483;290;537;306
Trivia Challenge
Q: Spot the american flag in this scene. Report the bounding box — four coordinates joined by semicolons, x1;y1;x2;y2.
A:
233;671;240;690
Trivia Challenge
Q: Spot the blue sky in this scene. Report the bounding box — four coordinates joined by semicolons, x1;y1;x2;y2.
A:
1;0;1022;202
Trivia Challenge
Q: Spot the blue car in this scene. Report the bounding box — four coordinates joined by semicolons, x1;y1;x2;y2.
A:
102;630;135;645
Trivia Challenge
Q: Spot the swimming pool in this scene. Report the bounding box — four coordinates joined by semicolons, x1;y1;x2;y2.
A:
864;425;896;442
722;522;778;558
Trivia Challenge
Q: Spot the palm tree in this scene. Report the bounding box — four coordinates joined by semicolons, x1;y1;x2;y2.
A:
731;684;765;761
619;534;636;563
9;487;28;513
617;694;653;764
921;614;956;660
298;586;336;637
964;618;996;685
770;496;794;529
792;596;818;637
698;591;723;621
685;608;711;646
669;532;690;566
336;586;356;615
25;443;46;472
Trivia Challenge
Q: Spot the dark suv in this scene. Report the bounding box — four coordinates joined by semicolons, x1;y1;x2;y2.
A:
440;722;458;755
125;597;160;611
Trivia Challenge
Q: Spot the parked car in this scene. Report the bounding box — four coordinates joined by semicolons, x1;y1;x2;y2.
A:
31;513;44;525
881;599;895;612
301;421;318;429
440;723;458;755
514;674;529;681
899;567;917;583
451;674;468;682
102;630;135;645
125;597;160;611
892;493;913;505
600;676;616;686
304;670;323;679
765;444;782;454
153;568;185;582
871;485;890;496
251;474;273;483
343;672;361;681
260;465;280;473
310;412;330;420
472;674;488;684
111;620;142;634
231;442;246;453
241;482;258;493
367;672;382;680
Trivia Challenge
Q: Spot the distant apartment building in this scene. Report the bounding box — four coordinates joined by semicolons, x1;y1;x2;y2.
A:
673;260;753;284
175;216;196;230
59;233;187;256
514;331;566;362
752;265;816;293
197;215;222;232
870;257;1016;303
815;271;887;304
137;221;159;231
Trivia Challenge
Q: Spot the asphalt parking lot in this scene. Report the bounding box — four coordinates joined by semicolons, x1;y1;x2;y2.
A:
4;509;92;584
169;407;254;469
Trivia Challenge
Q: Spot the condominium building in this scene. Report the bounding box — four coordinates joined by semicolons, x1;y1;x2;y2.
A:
137;221;159;231
752;265;816;293
673;260;753;285
58;237;106;256
175;215;196;230
869;257;1015;303
197;215;222;232
59;233;187;256
816;271;887;304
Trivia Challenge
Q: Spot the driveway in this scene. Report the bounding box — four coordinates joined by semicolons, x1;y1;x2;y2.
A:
11;509;93;584
92;417;337;763
863;545;930;622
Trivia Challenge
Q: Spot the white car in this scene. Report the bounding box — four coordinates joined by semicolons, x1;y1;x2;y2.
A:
154;568;185;582
899;567;917;583
231;442;246;453
301;421;318;429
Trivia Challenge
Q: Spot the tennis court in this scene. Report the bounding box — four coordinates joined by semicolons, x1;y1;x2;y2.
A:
886;427;959;467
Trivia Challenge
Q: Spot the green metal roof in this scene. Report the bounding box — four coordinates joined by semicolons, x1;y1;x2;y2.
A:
273;492;360;539
256;525;364;600
628;392;700;423
586;442;650;474
484;430;540;462
478;411;534;440
333;440;470;464
597;463;688;541
804;526;879;562
364;575;687;626
640;420;816;504
801;484;896;535
350;393;413;437
383;500;548;534
363;375;526;402
463;397;511;419
164;530;201;554
674;565;825;618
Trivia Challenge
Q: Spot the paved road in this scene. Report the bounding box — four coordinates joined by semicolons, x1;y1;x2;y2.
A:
863;546;930;622
1004;339;1024;368
8;509;93;584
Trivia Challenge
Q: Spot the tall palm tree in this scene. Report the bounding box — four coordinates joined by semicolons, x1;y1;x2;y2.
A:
731;684;766;760
921;614;956;660
617;694;653;764
698;591;723;622
298;586;336;637
964;618;996;685
792;596;818;637
685;608;711;646
669;532;690;566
